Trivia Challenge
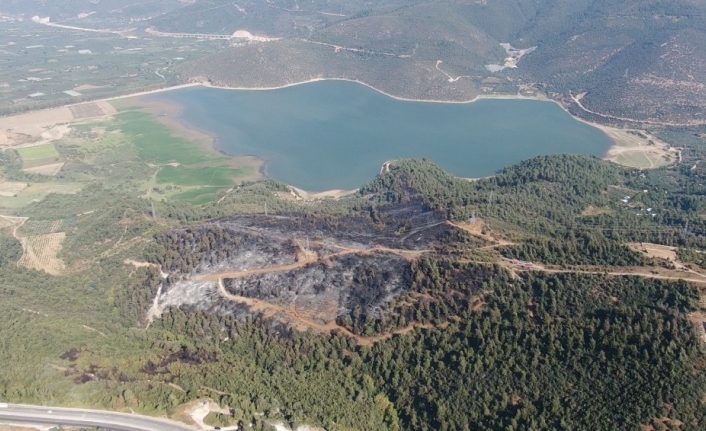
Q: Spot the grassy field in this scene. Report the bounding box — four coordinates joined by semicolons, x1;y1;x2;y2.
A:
1;108;260;209
611;148;675;169
170;187;232;205
113;111;214;166
156;165;235;187
17;144;59;161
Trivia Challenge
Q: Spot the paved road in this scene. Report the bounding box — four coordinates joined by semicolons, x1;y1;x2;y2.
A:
0;403;196;431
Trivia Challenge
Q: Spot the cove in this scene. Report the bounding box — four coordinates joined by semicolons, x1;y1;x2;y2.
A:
148;81;613;191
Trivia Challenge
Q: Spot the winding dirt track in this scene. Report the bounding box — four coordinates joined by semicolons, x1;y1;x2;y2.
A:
191;240;435;345
188;222;706;344
215;277;437;346
0;214;28;240
510;263;706;285
197;241;429;283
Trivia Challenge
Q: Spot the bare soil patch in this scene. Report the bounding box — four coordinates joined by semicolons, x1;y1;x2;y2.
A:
39;124;71;142
0;102;116;149
627;242;678;262
0;107;75;138
22;162;64;176
0;130;35;147
448;219;513;246
17;232;67;275
69;102;106;119
73;84;104;91
687;311;706;344
603;128;679;169
289;185;358;200
0;181;28;197
124;259;168;278
170;399;202;428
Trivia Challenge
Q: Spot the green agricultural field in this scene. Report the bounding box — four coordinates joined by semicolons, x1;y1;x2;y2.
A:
113;111;213;166
17;144;59;161
156;165;235;187
170;187;231;205
1;108;258;208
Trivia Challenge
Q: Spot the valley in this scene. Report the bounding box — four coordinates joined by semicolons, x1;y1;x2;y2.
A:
1;1;706;430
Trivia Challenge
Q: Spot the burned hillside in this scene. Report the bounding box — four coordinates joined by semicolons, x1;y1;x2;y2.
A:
223;253;411;324
144;203;476;332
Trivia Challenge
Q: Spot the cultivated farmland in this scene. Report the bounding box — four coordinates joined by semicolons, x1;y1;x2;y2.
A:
17;143;59;161
17;232;67;275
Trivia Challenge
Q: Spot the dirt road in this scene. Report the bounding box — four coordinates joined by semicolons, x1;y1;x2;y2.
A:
190;222;706;344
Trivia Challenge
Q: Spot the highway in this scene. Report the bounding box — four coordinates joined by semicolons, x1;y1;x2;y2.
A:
0;403;196;431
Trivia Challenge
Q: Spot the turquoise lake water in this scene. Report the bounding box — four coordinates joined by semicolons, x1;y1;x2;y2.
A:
149;81;613;191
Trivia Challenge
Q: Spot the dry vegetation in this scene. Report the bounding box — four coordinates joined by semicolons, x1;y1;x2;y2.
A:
627;242;679;262
601;128;680;168
0;182;28;197
17;232;67;275
22;162;65;176
580;29;706;125
580;205;613;217
0;107;76;141
176;39;484;102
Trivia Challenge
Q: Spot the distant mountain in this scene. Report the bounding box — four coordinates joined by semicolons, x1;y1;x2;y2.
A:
517;0;706;124
4;0;705;124
0;0;186;25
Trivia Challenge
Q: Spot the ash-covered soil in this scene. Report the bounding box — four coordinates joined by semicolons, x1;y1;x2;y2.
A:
219;203;450;251
151;225;299;279
224;253;411;323
149;204;460;327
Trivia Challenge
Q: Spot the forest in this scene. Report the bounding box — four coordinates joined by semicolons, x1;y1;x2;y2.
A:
1;153;706;430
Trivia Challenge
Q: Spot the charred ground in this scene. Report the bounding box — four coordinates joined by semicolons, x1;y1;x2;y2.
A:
3;156;706;429
145;201;488;336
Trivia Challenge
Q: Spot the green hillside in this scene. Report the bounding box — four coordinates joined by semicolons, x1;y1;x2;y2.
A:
168;0;706;124
2;154;706;429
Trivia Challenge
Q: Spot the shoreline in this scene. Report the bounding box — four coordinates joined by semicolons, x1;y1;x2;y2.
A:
198;78;548;106
122;95;266;183
140;79;678;170
99;78;672;161
127;79;672;193
128;94;269;181
1;78;678;198
3;77;647;152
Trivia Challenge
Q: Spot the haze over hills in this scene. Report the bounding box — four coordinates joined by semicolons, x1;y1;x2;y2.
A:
172;0;706;124
0;0;187;24
1;1;706;430
3;0;705;123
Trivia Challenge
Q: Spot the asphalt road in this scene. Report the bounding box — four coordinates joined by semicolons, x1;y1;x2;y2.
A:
0;403;196;431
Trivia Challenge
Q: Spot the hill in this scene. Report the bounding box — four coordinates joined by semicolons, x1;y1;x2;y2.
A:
2;153;706;429
4;1;705;124
0;0;186;25
169;0;706;124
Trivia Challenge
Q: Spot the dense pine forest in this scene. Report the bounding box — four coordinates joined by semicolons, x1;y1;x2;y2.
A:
1;153;706;430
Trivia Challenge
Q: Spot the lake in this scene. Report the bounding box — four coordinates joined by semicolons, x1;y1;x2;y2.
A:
149;81;613;191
